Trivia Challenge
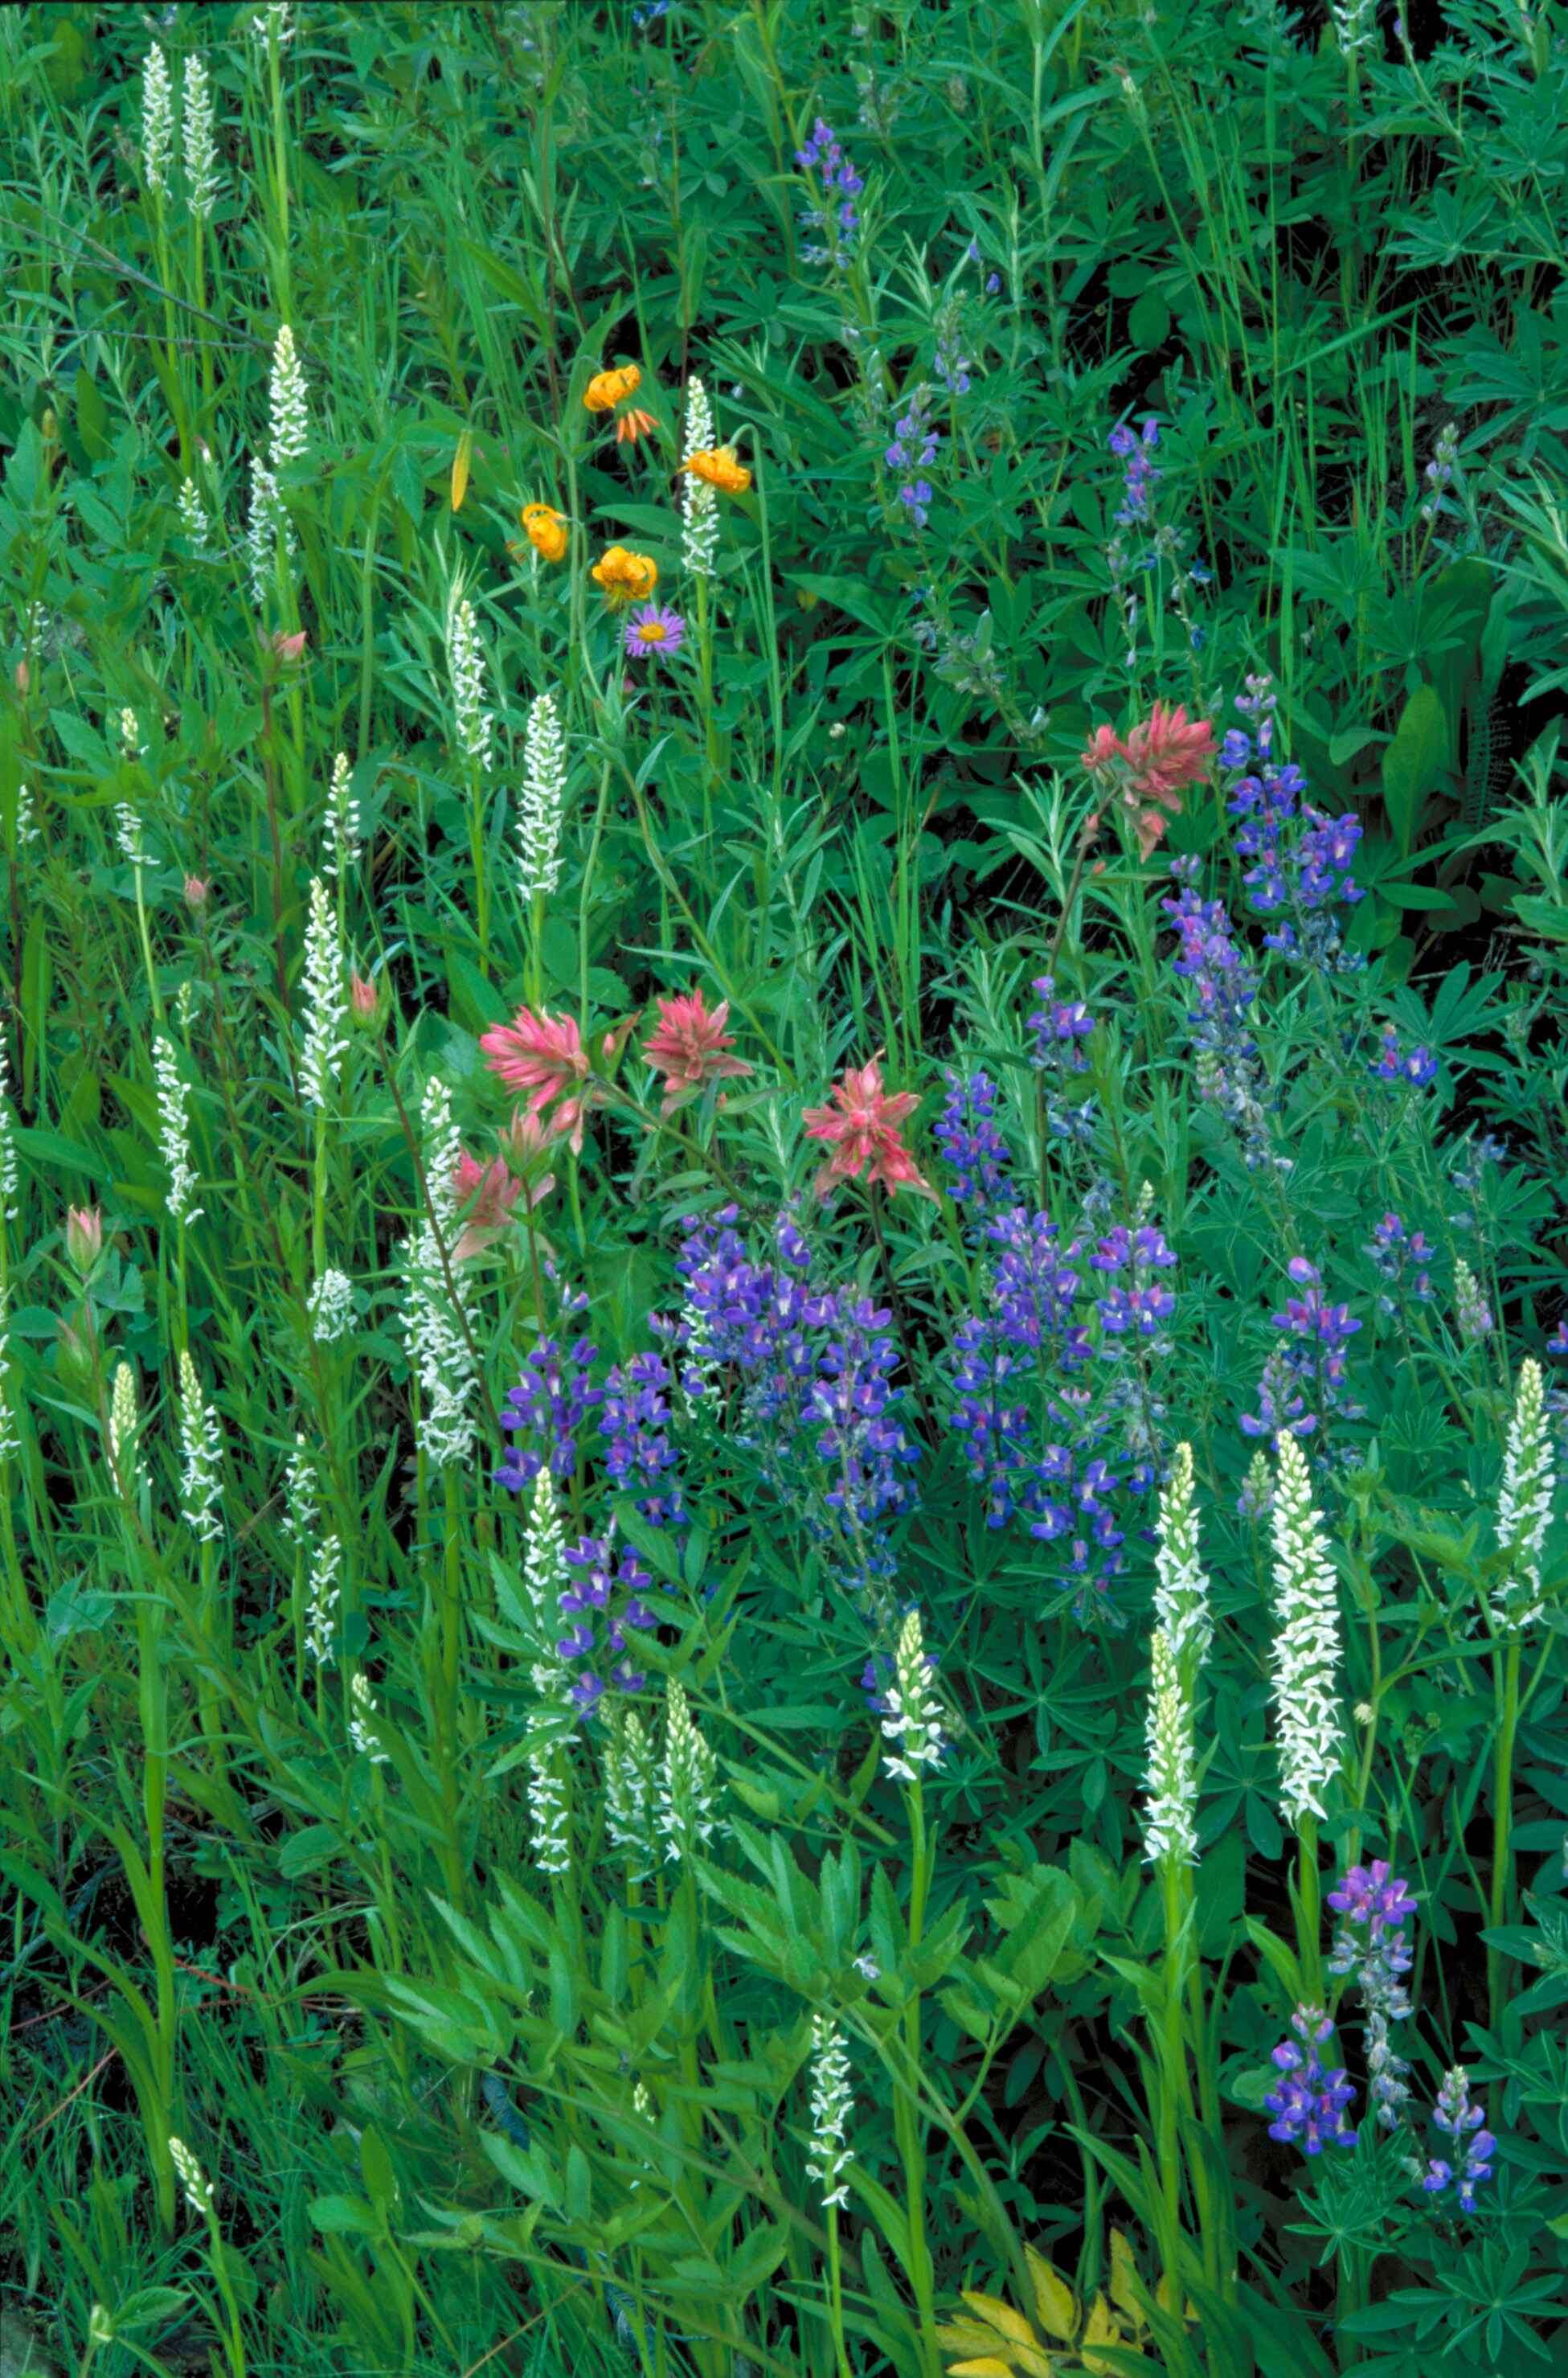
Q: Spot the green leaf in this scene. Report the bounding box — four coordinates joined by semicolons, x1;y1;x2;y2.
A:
1380;684;1448;857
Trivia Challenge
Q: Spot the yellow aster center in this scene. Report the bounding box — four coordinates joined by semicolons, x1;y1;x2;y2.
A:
637;621;668;644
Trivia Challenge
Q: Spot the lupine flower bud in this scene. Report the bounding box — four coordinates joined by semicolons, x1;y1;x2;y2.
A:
1268;1432;1345;1829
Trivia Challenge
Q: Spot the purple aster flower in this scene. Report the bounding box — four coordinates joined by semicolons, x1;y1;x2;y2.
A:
1264;2006;1359;2156
624;602;686;662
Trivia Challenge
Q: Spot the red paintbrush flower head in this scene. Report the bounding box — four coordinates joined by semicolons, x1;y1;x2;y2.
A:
1120;701;1215;806
1079;702;1215;857
479;1006;589;1121
801;1056;933;1199
642;988;752;1112
451;1150;522;1259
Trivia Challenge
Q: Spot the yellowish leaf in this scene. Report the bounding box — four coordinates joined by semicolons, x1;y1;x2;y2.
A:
945;2360;1022;2378
960;2292;1036;2348
1107;2229;1144;2328
451;427;473;513
1025;2246;1078;2343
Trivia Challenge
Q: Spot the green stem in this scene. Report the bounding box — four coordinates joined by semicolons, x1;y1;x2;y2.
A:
1488;1634;1522;2030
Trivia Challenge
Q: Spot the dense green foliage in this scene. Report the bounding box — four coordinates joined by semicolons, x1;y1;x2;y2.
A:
2;3;1568;2375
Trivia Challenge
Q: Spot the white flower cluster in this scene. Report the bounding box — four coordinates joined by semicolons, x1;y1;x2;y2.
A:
308;1267;355;1343
299;876;347;1111
1492;1358;1555;1631
517;688;567;903
13;784;39;851
879;1605;944;1783
325;751;361;880
305;1532;342;1664
1143;1626;1197;1867
252;2;294;44
606;1704;659;1874
399;1080;478;1470
269;326;309;467
0;1035;18;1221
245;456;295;607
1153;1441;1211;1671
178;477;211;553
805;2012;854;2211
141;45;174;196
1268;1433;1345;1830
680;378;718;578
283;1429;319;1545
181;55;221;218
178;1351;223;1542
1329;0;1376;57
116;805;147;869
447;595;494;773
657;1679;718;1863
526;1722;573;1875
168;2136;213;2218
0;1285;18;1462
350;1670;389;1764
154;1032;202;1225
108;1362;141;1497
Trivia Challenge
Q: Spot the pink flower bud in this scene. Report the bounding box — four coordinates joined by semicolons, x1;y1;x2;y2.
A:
183;875;210;908
14;659;29;694
66;1205;104;1275
349;972;380;1023
272;629;308;661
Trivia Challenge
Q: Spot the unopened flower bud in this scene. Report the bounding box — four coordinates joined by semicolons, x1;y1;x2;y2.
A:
183;875;210;908
66;1204;104;1276
272;628;309;662
349;972;381;1024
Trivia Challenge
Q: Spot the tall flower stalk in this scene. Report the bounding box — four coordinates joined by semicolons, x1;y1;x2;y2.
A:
1269;1432;1346;1998
299;876;346;1278
518;688;567;1003
1488;1358;1557;2026
446;591;495;974
878;1607;942;2368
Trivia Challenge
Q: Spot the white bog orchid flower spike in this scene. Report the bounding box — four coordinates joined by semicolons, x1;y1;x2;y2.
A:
657;1679;717;1863
178;1351;223;1541
141;45;174;195
269;325;309;467
1143;1626;1197;1867
1492;1358;1554;1631
154;1032;202;1225
1268;1432;1345;1830
398;1080;477;1470
181;54;220;217
1153;1441;1211;1672
681;377;719;578
805;2013;854;2211
879;1605;944;1783
299;876;347;1109
517;689;567;902
446;592;494;773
